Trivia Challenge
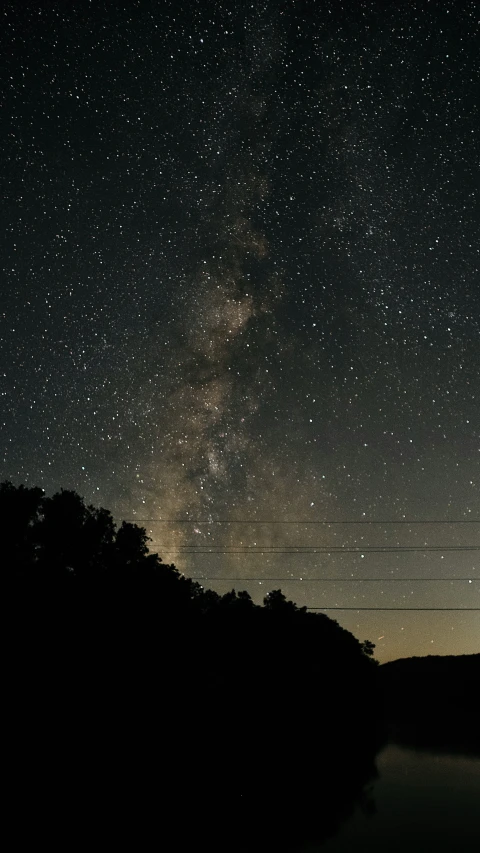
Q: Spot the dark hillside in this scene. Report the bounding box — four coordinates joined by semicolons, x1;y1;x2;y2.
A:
4;480;384;851
380;654;479;754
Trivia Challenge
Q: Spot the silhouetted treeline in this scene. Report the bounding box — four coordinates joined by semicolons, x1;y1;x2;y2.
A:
4;480;383;850
381;654;480;755
5;481;479;846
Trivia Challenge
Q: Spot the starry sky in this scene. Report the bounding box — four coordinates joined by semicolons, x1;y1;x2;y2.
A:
1;0;478;662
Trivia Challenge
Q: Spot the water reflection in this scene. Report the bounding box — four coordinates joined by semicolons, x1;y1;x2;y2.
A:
307;743;480;852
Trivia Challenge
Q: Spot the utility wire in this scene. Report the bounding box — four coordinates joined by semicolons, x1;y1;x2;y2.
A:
306;607;480;611
189;577;477;582
160;546;479;554
128;518;480;524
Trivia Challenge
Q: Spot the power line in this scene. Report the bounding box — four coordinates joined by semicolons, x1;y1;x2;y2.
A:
306;607;480;611
189;577;477;582
128;518;480;524
160;546;479;554
174;545;479;549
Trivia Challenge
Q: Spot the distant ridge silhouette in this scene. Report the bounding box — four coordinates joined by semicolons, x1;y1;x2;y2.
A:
381;654;480;754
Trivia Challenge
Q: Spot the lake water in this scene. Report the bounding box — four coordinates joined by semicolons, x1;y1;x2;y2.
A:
306;743;480;852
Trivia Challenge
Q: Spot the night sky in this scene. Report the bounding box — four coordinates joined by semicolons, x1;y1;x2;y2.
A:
1;0;478;662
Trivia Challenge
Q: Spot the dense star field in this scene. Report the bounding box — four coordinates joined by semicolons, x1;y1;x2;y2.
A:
1;0;478;661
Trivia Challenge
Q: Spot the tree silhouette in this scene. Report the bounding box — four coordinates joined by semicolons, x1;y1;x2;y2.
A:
1;480;43;576
4;480;386;852
263;588;307;614
362;639;377;658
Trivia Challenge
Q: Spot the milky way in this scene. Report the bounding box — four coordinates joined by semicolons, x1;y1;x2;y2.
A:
1;1;478;661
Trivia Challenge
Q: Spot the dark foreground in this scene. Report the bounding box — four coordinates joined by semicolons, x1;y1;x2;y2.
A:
4;483;477;849
9;621;479;849
317;741;480;853
9;589;384;851
10;604;477;851
380;654;480;756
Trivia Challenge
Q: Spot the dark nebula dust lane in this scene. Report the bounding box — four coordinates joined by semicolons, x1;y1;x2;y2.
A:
1;1;478;661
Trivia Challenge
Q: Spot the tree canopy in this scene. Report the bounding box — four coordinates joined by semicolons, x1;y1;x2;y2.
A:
4;480;383;852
